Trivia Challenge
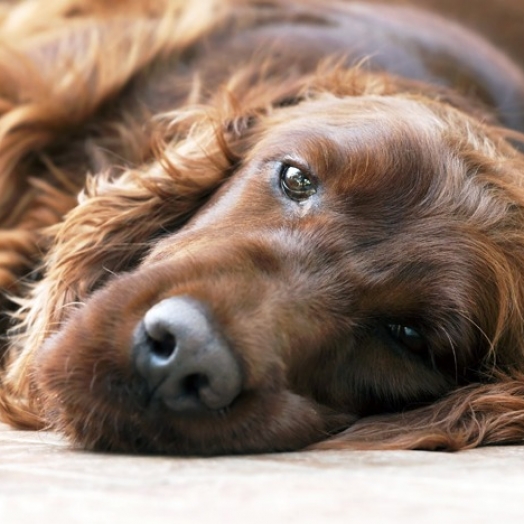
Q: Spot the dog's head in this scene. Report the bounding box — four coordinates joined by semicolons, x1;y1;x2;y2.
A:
28;67;524;455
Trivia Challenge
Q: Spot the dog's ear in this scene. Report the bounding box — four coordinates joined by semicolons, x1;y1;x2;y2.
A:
49;106;255;289
0;6;225;293
311;377;524;451
0;2;225;224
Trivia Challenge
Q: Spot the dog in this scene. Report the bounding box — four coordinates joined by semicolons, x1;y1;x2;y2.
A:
1;0;524;455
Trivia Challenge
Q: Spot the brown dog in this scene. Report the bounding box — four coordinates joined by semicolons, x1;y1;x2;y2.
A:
1;0;524;454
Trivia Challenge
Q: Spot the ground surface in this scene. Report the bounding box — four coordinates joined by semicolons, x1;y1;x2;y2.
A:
1;423;524;523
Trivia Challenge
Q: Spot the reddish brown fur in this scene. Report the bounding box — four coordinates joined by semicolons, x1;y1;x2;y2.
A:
2;0;524;454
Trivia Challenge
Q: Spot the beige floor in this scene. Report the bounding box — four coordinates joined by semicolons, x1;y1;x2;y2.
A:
1;423;524;524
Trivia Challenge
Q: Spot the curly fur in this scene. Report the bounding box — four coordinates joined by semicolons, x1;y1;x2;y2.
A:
2;0;524;454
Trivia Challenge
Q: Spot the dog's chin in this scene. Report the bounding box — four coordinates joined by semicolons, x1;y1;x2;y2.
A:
36;371;352;455
50;393;352;455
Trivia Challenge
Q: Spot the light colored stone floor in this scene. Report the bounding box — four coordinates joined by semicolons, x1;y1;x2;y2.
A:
1;423;524;524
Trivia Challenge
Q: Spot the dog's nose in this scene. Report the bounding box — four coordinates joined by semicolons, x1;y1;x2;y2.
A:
133;296;242;412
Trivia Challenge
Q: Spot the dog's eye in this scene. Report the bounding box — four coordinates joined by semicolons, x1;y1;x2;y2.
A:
280;164;317;200
387;324;427;354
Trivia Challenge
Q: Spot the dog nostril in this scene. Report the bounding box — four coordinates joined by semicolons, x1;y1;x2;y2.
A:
182;373;209;396
149;332;177;360
133;296;242;413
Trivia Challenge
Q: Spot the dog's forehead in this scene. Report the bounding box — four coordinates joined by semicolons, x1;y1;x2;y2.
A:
260;95;445;143
251;95;448;167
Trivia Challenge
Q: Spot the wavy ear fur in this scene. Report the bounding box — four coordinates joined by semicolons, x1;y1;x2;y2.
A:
0;0;225;289
0;0;231;425
311;374;524;450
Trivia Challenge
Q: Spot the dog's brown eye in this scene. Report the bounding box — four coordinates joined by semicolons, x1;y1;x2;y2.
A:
387;324;427;354
280;164;317;200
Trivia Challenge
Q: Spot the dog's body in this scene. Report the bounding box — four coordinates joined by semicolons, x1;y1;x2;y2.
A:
2;0;524;454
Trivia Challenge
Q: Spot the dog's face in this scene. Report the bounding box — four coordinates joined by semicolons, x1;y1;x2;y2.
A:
34;94;524;454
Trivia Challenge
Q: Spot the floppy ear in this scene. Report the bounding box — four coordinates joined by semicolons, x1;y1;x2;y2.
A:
311;376;524;451
0;1;222;290
3;52;316;425
11;50;342;339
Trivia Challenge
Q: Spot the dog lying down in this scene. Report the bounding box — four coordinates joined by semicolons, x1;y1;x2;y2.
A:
1;0;524;455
